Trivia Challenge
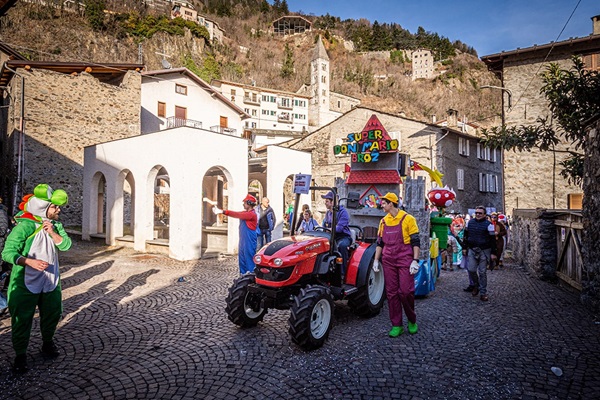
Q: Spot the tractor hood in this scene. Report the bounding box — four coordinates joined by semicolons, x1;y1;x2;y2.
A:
256;235;331;266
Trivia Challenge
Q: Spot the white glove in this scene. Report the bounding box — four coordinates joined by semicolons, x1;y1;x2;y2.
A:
373;259;380;272
212;206;223;215
409;260;420;275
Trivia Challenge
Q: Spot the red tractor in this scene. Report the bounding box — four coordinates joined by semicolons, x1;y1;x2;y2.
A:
225;187;385;350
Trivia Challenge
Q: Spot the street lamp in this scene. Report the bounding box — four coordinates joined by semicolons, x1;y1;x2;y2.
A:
480;85;512;111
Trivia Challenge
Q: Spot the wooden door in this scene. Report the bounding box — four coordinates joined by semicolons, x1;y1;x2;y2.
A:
220;115;228;128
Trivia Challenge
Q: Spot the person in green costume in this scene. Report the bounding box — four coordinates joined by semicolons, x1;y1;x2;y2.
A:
1;184;71;374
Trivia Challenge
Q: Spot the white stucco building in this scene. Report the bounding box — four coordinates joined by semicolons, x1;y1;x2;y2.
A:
141;68;249;135
412;49;434;80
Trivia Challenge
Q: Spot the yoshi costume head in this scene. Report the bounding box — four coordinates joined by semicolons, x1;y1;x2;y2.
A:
24;184;68;220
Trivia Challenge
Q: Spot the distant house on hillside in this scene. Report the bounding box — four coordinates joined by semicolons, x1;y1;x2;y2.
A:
198;14;225;43
0;58;144;225
271;15;312;36
171;1;197;22
481;14;600;213
412;48;434;80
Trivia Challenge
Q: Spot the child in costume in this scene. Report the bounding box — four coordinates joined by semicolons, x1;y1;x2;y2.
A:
2;184;71;374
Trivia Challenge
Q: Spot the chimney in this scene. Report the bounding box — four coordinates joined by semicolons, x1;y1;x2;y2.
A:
593;15;600;35
431;114;437;124
447;108;458;128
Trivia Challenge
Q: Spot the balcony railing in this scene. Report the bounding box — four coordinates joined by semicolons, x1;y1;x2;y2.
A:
243;96;260;105
210;125;237;135
166;116;202;130
277;113;292;123
277;99;293;109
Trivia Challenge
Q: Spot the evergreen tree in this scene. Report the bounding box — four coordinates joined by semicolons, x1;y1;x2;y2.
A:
280;0;289;14
281;43;295;78
85;0;106;31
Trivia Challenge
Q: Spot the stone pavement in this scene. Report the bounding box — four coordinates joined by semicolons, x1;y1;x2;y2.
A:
1;238;599;400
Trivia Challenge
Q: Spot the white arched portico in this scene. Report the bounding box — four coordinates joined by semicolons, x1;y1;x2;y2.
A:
266;146;312;240
83;127;249;260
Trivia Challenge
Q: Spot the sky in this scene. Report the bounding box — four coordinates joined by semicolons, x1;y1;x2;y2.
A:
279;0;599;56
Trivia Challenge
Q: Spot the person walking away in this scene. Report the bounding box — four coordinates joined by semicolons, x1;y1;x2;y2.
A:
372;193;421;337
321;192;352;278
494;214;508;268
213;194;258;275
298;209;319;233
257;197;275;249
1;184;71;374
463;206;496;301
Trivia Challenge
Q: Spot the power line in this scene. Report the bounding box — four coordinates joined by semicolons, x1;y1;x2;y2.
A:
511;0;583;110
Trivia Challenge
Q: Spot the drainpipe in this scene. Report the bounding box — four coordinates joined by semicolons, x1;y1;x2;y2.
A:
5;66;25;213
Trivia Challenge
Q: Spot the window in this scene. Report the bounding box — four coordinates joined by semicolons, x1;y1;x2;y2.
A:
280;97;292;108
175;84;187;95
157;101;166;118
477;143;490;160
338;100;341;108
489;148;497;162
459;137;470;156
230;89;236;102
322;63;327;71
457;169;464;190
488;175;499;193
321;76;326;83
251;109;257;117
322;89;326;96
479;173;488;192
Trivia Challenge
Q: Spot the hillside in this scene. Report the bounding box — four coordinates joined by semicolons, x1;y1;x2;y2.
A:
0;1;502;127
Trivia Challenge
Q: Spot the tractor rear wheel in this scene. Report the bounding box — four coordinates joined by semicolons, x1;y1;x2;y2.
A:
225;274;267;327
348;261;385;317
288;285;334;350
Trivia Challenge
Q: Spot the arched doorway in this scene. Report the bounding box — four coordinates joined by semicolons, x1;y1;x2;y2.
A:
283;174;294;231
249;179;263;200
201;166;231;258
153;167;170;242
121;170;135;237
90;172;107;237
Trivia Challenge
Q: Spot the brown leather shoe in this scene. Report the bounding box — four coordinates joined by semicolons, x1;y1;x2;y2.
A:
480;295;489;301
472;287;480;296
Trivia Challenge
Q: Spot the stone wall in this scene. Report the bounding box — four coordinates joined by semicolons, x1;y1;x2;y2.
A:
510;209;558;281
502;56;580;214
3;68;141;226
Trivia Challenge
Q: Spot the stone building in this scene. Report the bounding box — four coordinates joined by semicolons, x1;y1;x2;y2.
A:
412;48;434;80
481;15;600;214
283;106;503;215
0;59;144;225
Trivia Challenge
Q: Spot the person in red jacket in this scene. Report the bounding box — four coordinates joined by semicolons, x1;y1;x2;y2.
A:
213;194;258;274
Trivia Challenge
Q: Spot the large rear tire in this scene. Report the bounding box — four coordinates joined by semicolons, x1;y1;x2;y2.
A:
348;261;385;317
288;285;334;350
225;274;267;327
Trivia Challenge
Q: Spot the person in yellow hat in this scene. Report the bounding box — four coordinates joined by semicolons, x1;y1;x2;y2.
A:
2;184;71;373
373;192;421;337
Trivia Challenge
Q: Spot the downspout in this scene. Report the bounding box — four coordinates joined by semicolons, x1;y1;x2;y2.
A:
5;66;25;213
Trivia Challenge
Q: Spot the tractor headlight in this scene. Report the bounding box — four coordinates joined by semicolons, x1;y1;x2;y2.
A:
254;255;262;264
273;258;283;267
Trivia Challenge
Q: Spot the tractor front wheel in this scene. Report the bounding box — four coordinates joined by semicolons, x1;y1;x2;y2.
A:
288;285;334;350
225;274;267;327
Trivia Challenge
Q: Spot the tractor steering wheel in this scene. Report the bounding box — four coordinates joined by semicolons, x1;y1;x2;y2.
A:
315;226;331;233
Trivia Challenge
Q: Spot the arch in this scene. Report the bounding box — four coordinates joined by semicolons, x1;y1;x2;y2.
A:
118;169;135;238
201;165;233;257
282;174;294;231
146;165;170;243
89;171;107;236
249;179;264;200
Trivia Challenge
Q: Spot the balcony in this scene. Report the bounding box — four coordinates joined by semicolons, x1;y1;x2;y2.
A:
277;99;293;109
243;96;260;106
277;112;292;123
210;125;237;135
166;116;202;130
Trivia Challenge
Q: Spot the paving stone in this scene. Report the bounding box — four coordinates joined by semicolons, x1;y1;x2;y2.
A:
0;239;599;399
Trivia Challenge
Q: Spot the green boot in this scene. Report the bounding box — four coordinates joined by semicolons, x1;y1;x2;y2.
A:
408;321;418;334
388;326;404;337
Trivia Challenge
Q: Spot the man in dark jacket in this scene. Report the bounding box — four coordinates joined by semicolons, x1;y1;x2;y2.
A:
462;206;496;301
257;197;276;249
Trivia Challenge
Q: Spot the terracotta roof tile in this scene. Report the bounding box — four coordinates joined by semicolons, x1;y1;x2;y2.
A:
346;170;401;184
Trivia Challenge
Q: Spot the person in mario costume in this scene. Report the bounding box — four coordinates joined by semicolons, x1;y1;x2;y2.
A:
213;194;258;274
2;184;72;374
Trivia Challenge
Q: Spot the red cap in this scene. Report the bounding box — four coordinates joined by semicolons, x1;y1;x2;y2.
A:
243;194;257;205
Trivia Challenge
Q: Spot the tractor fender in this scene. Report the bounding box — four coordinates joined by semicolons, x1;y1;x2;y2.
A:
314;253;339;275
353;243;377;287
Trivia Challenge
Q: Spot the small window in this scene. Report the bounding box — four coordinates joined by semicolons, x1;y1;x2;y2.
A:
157;101;166;118
457;169;464;190
459;137;470;156
175;84;187;95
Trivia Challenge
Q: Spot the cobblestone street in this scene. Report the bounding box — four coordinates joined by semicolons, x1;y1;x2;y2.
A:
1;238;599;400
